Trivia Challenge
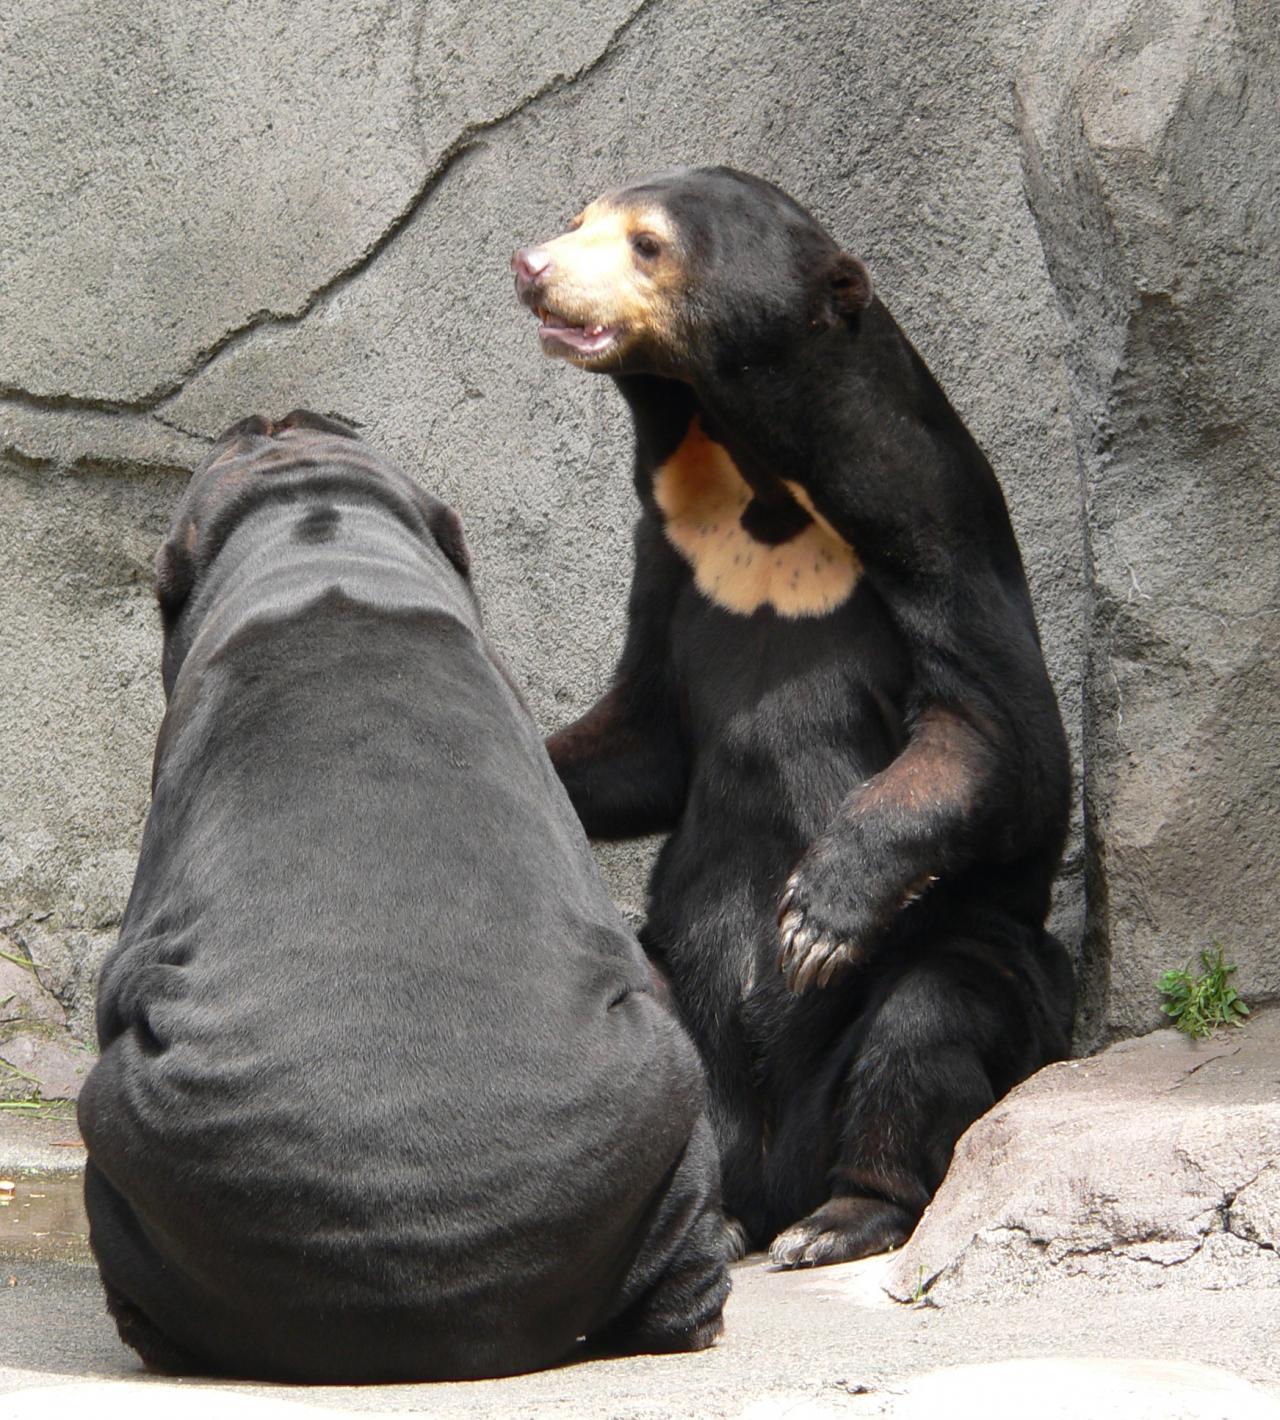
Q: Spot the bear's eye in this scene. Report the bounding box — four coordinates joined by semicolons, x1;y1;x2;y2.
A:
631;232;662;260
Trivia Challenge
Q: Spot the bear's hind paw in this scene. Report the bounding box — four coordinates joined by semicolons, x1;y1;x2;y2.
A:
768;1196;913;1270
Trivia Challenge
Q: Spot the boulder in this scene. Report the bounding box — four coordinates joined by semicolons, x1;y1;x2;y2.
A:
0;955;66;1030
884;1010;1280;1304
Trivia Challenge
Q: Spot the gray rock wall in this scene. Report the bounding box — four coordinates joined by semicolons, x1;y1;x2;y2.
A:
0;0;1274;1074
1018;0;1280;1040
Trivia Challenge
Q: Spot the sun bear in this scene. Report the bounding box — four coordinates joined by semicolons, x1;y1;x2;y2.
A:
512;167;1075;1268
78;411;728;1378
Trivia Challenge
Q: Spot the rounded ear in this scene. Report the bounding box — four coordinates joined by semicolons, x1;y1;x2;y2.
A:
154;533;195;624
425;499;471;579
827;251;874;319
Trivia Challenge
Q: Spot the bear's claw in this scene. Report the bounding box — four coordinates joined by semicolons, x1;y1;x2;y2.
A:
777;871;863;992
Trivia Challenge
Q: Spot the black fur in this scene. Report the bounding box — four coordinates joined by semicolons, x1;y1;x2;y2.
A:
79;410;727;1379
528;169;1075;1266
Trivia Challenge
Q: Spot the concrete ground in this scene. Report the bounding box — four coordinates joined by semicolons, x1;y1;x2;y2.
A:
1;1113;1277;1419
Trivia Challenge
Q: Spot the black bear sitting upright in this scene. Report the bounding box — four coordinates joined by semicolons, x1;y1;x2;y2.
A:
513;167;1075;1267
78;411;728;1379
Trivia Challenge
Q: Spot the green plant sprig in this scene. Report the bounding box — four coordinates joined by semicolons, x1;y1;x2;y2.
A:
1157;946;1249;1039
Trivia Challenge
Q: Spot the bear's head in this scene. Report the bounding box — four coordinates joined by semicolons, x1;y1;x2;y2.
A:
512;166;873;377
153;410;470;697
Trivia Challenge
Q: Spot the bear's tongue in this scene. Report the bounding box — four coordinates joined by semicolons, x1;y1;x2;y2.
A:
537;309;616;356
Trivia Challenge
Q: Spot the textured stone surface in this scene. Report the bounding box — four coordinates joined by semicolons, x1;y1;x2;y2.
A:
0;1110;84;1176
0;1032;92;1102
4;1250;1280;1413
884;1010;1280;1304
0;957;66;1031
1017;0;1280;1039
0;457;174;1043
0;0;1274;1056
0;0;643;404
6;1362;1280;1419
851;1360;1280;1420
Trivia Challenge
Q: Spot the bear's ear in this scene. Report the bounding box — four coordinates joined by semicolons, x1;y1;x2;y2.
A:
154;532;195;625
425;499;471;580
826;251;874;320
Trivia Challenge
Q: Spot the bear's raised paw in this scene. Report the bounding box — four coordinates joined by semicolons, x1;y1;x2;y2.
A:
777;853;889;992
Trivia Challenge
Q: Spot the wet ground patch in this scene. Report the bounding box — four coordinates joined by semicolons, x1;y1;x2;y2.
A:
0;1173;90;1265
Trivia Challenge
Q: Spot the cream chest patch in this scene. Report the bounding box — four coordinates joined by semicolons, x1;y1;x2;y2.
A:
652;421;862;618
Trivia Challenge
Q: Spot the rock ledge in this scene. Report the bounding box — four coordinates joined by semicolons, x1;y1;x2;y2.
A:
885;1010;1280;1303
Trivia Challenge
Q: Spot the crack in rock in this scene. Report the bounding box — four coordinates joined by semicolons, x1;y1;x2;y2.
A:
0;440;192;483
149;412;215;446
1162;1040;1244;1091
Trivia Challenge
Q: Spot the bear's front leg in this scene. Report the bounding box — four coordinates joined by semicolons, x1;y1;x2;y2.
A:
777;706;994;992
548;683;687;841
777;827;932;992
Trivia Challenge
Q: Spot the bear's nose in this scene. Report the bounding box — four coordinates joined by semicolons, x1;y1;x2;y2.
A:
512;246;551;298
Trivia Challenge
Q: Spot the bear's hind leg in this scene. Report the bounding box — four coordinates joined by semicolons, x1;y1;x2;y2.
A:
770;930;1070;1269
100;1276;208;1374
84;1160;210;1373
591;1117;731;1356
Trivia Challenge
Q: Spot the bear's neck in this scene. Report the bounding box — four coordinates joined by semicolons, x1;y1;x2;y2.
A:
611;308;933;499
612;375;700;482
612;306;1001;571
612;373;865;617
612;374;793;511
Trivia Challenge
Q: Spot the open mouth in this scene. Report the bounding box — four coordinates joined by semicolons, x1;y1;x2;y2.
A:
534;306;620;360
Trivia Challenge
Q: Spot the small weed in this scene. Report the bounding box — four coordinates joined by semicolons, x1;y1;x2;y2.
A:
909;1265;939;1308
1158;946;1249;1039
0;1099;77;1121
